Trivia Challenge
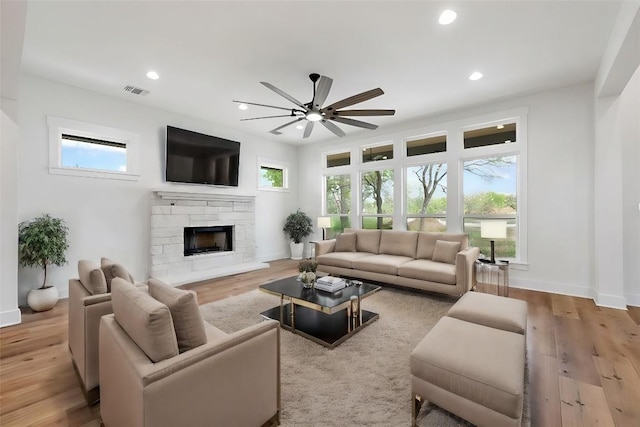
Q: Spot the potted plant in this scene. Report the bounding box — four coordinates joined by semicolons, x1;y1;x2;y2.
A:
283;209;313;260
18;214;69;312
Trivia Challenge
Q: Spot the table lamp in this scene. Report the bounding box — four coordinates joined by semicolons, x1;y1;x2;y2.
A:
317;216;331;240
480;220;507;263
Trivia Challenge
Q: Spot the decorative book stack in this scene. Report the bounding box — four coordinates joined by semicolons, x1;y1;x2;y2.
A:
315;276;346;293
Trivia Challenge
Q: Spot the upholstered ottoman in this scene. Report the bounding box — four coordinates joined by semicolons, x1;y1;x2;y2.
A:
410;317;525;427
447;291;528;334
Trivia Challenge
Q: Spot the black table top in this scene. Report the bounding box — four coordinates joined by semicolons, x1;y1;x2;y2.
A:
259;276;381;309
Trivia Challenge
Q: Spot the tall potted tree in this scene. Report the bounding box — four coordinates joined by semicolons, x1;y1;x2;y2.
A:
283;209;313;260
18;214;69;312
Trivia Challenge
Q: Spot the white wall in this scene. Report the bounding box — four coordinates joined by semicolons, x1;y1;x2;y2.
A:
298;82;596;298
17;74;298;305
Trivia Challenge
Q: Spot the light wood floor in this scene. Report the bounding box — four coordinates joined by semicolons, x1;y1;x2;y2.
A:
1;259;639;426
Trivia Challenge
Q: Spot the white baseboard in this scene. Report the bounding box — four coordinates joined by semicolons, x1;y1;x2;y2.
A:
257;251;290;263
510;278;594;299
595;293;628;310
624;293;640;307
154;261;270;287
0;308;22;328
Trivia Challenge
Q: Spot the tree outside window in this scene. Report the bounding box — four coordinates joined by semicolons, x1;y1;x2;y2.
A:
362;169;393;229
325;175;351;237
260;166;284;188
406;163;447;231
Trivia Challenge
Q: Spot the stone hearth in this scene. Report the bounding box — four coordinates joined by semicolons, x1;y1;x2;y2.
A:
150;191;268;285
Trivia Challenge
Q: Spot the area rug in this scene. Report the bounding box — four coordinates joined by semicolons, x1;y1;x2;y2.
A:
199;288;530;427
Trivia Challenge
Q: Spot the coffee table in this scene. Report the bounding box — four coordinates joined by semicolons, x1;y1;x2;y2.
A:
259;277;381;348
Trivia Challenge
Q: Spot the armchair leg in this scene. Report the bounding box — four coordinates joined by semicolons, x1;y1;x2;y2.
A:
411;392;423;427
70;357;100;405
261;411;280;427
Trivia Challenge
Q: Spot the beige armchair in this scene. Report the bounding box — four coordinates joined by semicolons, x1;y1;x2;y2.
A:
68;259;136;404
99;278;281;427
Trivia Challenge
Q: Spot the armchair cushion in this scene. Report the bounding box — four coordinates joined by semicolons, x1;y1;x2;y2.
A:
334;232;356;252
148;278;207;353
78;260;108;295
101;257;134;291
432;240;461;265
111;278;178;362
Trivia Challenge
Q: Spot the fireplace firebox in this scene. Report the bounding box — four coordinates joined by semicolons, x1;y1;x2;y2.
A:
184;226;233;256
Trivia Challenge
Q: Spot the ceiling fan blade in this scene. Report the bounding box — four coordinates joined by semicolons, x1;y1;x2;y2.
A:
333;109;396;117
269;118;304;135
331;116;379;130
323;88;384;111
261;82;306;109
233;100;294;112
240;114;294;121
312;76;333;108
320;120;346;137
303;121;314;138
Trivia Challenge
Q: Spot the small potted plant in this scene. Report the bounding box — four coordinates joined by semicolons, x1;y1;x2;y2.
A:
18;214;69;312
298;259;318;274
283;209;313;260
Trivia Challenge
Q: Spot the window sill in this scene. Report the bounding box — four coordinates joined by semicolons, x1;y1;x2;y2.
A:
257;186;290;193
49;167;140;181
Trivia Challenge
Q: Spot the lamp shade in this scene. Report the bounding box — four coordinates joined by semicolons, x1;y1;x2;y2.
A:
317;216;331;228
480;220;507;239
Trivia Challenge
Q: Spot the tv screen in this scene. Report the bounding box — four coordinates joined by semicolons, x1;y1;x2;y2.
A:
165;126;240;186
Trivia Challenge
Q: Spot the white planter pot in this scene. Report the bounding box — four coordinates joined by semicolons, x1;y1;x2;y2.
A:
290;242;304;260
27;286;59;312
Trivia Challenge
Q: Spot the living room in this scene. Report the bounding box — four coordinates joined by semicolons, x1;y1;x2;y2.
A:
1;1;639;426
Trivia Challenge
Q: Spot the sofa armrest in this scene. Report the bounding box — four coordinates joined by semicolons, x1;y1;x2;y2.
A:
455;246;480;295
100;316;280;427
315;239;336;257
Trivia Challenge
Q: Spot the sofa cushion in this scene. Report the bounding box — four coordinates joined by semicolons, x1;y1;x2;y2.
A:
379;231;418;258
411;316;525;419
432;240;460;265
101;258;134;292
316;252;371;269
355;230;381;254
352;254;414;276
397;259;457;284
111;278;178;362
148;278;207;353
447;292;528;334
334;233;356;252
416;233;468;259
78;260;108;295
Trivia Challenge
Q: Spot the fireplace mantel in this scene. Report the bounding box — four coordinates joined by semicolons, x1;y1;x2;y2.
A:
155;191;255;203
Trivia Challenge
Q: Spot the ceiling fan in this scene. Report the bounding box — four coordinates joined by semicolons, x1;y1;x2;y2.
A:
233;73;395;138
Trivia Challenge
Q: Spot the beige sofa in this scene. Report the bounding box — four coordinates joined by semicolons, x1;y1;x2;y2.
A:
315;230;480;296
99;278;281;427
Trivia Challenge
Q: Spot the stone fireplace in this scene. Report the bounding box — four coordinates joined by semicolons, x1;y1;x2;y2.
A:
150;191;267;285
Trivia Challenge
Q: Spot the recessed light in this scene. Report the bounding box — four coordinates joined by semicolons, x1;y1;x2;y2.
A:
469;72;483;81
146;71;159;80
439;10;457;25
296;124;304;130
497;125;504;129
238;103;248;110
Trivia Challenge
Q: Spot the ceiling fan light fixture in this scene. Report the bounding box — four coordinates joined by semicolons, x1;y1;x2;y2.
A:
296;124;304;129
439;10;457;25
306;111;322;122
146;70;160;80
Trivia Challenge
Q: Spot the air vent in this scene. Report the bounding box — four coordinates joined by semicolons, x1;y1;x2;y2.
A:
124;85;149;96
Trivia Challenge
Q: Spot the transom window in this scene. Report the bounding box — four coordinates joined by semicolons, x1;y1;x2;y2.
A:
464;122;516;149
406;134;447;156
326;151;351;168
362;143;393;163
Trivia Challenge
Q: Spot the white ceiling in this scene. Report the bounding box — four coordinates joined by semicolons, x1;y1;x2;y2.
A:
21;1;621;145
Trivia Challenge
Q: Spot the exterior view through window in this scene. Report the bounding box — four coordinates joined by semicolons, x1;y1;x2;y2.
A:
61;134;127;172
259;166;284;188
361;169;393;229
324;175;351;238
406;163;447;232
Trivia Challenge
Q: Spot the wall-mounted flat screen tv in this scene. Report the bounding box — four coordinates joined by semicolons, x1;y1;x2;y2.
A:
165;126;240;186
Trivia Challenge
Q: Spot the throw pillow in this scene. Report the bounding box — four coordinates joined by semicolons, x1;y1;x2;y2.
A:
111;278;178;362
101;257;134;292
432;240;461;265
77;260;107;295
148;278;207;353
334;233;356;252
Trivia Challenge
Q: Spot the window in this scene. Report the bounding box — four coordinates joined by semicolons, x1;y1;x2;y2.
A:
464;122;516;149
324;174;352;238
361;169;394;229
326;151;351;168
48;116;139;180
406;134;447;156
258;159;289;191
362;143;393;163
462;155;518;260
406;163;447;232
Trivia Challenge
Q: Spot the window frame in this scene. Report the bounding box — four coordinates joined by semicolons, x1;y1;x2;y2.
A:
257;158;290;192
47;116;140;181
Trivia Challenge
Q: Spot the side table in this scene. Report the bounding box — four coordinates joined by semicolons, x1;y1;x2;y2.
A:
474;260;510;297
